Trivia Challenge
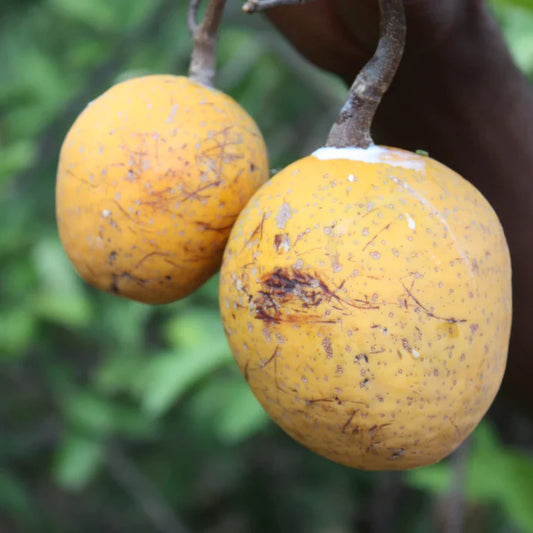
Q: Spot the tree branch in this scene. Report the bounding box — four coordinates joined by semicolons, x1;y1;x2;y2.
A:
444;439;470;533
326;0;406;148
188;0;227;86
187;0;201;34
105;445;191;533
242;0;315;13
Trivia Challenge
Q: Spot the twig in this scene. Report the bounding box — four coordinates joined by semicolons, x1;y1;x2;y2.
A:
326;0;406;148
369;471;403;533
187;0;201;34
188;0;227;86
444;438;470;533
242;0;315;13
104;445;191;533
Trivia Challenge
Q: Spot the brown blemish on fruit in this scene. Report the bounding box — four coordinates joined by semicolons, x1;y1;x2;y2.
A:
390;448;405;460
354;353;369;364
274;233;291;253
322;337;333;359
109;271;147;295
110;273;120;294
254;268;379;324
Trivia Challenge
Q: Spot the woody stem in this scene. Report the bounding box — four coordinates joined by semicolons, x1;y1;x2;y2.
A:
325;0;406;148
188;0;227;87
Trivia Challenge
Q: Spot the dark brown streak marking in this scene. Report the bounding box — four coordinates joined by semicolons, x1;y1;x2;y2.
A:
244;360;250;382
113;200;136;223
368;423;392;439
66;170;99;188
362;223;392;252
120;272;146;288
179;180;221;203
163;258;186;269
448;416;460;435
139;187;175;212
400;279;467;324
293;246;323;256
195;126;243;184
306;397;368;408
194;221;234;232
242;213;265;251
342;411;357;434
261;346;279;368
244;348;296;395
134;251;170;270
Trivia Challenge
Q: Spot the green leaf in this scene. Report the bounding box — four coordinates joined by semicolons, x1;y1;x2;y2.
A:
0;141;36;188
491;0;533;11
0;469;35;520
187;375;271;444
164;309;225;350
64;391;159;438
406;422;533;533
138;343;232;417
53;431;103;490
136;309;234;416
94;297;152;352
46;0;119;31
490;2;533;74
94;352;148;394
499;452;533;533
31;237;93;327
405;460;451;495
211;380;270;444
33;292;93;328
0;307;37;359
32;237;82;295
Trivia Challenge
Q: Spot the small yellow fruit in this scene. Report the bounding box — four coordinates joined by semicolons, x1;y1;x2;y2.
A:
56;75;268;304
219;145;511;470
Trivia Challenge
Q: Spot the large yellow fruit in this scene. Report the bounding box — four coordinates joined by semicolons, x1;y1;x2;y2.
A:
219;145;511;470
56;75;268;304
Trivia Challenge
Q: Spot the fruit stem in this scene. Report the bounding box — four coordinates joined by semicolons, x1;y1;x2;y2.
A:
188;0;227;87
325;0;406;149
242;0;315;12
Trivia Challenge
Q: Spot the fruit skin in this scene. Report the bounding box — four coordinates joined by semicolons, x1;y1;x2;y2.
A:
56;74;268;304
219;146;511;470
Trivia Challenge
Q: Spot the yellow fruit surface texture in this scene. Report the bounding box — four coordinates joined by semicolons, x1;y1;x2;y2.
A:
219;146;511;470
56;75;268;304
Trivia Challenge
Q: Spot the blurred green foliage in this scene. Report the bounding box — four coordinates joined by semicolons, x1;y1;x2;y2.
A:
0;0;533;532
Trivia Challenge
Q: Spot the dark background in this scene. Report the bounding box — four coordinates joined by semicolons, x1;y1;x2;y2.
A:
1;0;533;531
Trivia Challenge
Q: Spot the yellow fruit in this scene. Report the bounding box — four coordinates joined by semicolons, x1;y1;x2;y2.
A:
219;145;511;470
56;75;268;304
